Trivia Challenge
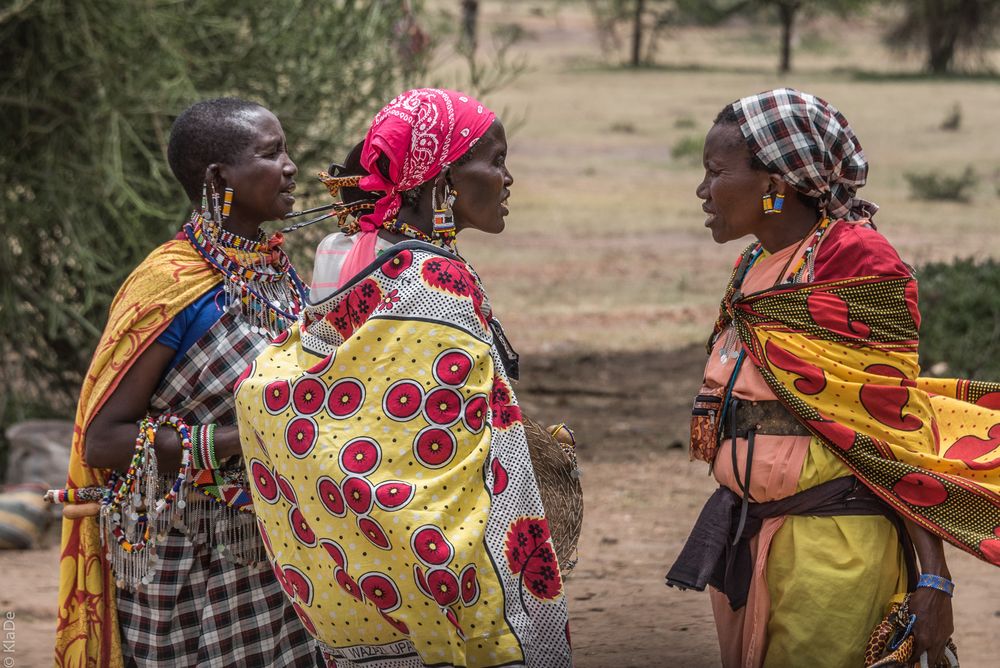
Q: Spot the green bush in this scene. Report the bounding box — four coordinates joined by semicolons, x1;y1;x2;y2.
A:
0;0;425;473
671;134;704;163
903;166;978;202
918;258;1000;380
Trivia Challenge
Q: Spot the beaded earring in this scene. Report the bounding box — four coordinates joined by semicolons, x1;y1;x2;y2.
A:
763;192;785;215
432;185;456;237
200;181;220;244
200;182;210;219
221;187;234;220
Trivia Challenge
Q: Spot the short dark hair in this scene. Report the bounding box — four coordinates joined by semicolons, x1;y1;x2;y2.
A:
167;97;265;201
713;103;820;212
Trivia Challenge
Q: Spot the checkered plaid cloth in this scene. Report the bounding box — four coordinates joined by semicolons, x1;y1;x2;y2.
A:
149;308;261;426
732;88;877;220
118;531;316;667
118;307;316;666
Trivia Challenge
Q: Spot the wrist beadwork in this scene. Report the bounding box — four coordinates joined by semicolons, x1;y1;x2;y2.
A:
194;423;219;470
916;573;955;597
190;427;203;469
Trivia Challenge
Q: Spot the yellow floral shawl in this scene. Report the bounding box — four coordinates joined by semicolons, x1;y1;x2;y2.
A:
55;240;217;668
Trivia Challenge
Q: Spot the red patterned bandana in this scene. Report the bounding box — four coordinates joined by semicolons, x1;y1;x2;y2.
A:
358;88;496;232
733;88;877;221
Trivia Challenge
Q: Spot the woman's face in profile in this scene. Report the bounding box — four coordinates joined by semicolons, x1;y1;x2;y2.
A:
220;108;299;224
696;123;770;245
449;121;513;235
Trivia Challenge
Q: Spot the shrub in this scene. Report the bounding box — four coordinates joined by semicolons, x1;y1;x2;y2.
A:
918;258;1000;380
671;135;704;163
903;166;978;202
0;0;424;472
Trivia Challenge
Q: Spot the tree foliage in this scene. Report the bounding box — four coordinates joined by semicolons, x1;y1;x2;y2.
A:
586;0;870;71
885;0;1000;74
918;258;1000;379
0;0;425;448
587;0;743;66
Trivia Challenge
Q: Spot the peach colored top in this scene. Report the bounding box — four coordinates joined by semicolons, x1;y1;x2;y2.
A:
704;241;813;503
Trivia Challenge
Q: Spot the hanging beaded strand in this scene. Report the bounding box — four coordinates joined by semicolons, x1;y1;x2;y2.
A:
100;413;192;589
785;216;832;283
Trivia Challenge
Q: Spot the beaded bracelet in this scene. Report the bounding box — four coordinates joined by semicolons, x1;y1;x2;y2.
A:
916;573;955;597
152;414;193;514
190;426;202;469
548;423;577;447
191;423;219;470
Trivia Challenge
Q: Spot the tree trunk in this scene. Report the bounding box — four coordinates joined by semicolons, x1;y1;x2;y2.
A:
461;0;479;53
631;0;645;67
925;7;957;75
777;1;798;74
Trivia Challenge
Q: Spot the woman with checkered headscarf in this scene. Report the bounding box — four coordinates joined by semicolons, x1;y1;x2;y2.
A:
664;89;997;668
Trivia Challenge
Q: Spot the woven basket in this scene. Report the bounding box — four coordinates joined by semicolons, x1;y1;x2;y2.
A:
522;416;583;573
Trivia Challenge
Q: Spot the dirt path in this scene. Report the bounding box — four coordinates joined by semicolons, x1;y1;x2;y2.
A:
2;347;998;667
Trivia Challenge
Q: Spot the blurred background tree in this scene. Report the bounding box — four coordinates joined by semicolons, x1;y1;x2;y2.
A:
0;0;430;471
885;0;1000;74
754;0;873;73
587;0;872;71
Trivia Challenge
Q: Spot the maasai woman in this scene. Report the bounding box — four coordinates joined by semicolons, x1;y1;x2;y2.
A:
667;88;1000;667
235;88;573;668
55;98;316;667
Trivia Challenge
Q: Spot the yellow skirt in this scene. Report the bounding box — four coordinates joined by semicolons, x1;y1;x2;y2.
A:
764;442;908;668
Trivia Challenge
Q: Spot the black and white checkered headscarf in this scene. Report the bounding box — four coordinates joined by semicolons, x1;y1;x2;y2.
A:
732;88;878;220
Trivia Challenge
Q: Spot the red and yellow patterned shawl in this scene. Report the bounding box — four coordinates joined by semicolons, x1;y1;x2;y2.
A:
722;245;1000;566
55;240;218;668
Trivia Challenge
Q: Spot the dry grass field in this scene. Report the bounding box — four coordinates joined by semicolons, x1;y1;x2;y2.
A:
3;2;999;666
440;2;1000;354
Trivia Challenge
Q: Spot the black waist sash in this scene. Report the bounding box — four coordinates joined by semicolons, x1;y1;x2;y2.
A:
665;475;917;610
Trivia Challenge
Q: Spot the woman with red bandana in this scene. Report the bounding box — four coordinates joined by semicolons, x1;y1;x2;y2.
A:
235;89;573;668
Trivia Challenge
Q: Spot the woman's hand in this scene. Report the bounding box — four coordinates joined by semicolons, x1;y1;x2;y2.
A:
85;342;244;471
903;517;955;666
907;586;954;665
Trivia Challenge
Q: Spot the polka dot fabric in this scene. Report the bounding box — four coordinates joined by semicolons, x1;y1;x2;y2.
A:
236;245;572;667
723;245;1000;567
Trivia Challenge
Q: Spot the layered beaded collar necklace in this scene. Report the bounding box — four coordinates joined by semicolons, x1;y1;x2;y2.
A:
184;212;307;336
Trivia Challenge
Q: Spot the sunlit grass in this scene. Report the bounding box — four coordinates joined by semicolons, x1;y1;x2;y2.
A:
428;3;1000;355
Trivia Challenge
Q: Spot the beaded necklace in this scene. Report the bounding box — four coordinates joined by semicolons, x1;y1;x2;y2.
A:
385;216;456;250
101;414;192;588
185;213;307;336
709;217;832;358
103;415;191;552
336;215;456;251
